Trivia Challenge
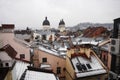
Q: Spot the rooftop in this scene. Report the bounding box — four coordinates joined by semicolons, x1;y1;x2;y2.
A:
0;33;30;61
30;41;66;58
12;60;29;80
73;37;102;46
69;48;107;78
0;44;17;59
22;70;58;80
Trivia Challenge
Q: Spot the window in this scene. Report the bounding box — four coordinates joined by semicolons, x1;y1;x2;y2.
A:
5;63;9;67
20;54;25;59
42;58;47;63
56;67;61;74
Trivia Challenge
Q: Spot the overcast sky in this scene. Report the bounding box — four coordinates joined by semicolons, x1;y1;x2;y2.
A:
0;0;120;29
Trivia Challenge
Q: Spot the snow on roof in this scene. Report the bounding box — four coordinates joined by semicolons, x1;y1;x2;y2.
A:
78;41;98;45
12;60;29;80
71;55;107;78
58;46;67;51
76;69;106;78
39;45;59;56
38;45;66;58
59;52;66;56
73;37;102;46
24;70;58;80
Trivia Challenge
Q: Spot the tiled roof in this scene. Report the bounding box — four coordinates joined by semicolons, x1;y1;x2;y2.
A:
2;44;17;59
83;27;107;38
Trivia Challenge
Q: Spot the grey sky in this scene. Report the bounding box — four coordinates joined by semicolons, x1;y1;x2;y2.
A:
0;0;120;29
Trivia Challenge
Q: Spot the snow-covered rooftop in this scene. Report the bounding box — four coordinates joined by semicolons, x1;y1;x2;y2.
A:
12;60;29;80
38;45;66;58
73;37;103;46
71;54;107;78
39;45;59;56
24;70;58;80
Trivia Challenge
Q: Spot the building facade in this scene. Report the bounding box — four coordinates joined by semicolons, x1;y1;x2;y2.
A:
33;48;66;80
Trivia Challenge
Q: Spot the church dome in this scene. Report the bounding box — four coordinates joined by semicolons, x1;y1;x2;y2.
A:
59;19;65;25
42;17;50;26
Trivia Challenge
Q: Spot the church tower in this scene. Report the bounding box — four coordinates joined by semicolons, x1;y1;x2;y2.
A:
42;17;50;30
58;19;65;32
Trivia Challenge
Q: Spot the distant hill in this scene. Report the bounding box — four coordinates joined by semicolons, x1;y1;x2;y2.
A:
67;22;113;31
